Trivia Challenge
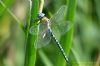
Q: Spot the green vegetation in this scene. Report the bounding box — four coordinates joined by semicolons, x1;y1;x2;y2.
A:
0;0;100;66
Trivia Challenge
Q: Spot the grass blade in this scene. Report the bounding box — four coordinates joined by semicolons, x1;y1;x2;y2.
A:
55;0;76;66
24;0;39;66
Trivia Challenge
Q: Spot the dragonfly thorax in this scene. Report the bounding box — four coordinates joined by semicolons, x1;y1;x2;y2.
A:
41;17;49;23
41;17;50;28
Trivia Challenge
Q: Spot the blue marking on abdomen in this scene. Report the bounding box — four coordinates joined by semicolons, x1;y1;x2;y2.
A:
47;28;69;64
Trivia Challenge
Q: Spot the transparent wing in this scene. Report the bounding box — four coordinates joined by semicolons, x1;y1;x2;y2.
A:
35;29;51;49
50;5;73;37
51;20;73;37
30;23;51;49
50;5;67;23
56;21;73;35
30;25;39;35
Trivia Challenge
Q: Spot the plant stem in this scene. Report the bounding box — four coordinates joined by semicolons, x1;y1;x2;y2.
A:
39;0;44;13
24;0;39;66
55;0;76;66
38;50;53;66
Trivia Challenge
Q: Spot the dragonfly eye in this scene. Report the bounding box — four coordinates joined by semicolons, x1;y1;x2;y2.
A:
38;13;45;19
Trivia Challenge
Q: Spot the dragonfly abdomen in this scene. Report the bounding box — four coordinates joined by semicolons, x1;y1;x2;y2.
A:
48;28;69;63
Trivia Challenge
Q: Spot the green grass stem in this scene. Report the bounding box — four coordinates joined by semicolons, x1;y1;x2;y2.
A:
24;0;39;66
55;0;76;66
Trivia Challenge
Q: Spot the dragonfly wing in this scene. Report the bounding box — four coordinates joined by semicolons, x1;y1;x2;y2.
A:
30;25;39;35
57;21;73;35
30;23;51;49
51;20;73;36
35;29;51;49
50;5;73;36
49;5;67;39
50;5;67;24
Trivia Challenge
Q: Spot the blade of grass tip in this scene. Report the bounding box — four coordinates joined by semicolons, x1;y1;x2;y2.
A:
0;0;25;32
24;0;39;66
55;0;76;66
38;50;54;66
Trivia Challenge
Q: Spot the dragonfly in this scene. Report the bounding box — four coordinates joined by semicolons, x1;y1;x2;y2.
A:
30;5;73;64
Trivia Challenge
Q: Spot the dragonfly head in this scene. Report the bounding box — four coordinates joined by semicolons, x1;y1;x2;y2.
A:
38;13;50;28
38;13;45;19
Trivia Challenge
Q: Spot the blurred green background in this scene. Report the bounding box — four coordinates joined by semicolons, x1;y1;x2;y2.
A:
0;0;100;66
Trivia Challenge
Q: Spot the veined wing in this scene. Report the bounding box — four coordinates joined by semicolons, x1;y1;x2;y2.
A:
30;23;51;49
50;5;67;23
50;5;73;37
